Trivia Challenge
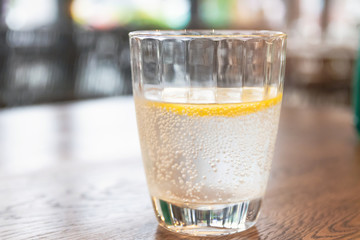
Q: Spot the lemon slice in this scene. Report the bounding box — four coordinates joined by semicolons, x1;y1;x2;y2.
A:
144;93;282;117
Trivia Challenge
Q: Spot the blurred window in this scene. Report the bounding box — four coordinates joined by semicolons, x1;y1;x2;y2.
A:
199;0;233;28
4;0;58;31
71;0;191;30
327;0;360;47
262;0;286;28
199;0;286;29
297;0;323;41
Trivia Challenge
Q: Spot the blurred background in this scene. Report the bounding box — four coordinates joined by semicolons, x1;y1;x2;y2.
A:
0;0;359;108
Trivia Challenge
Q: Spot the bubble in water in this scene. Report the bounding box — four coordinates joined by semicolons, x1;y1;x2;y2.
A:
135;87;281;204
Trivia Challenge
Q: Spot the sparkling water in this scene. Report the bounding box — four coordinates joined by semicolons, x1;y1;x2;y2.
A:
134;87;282;235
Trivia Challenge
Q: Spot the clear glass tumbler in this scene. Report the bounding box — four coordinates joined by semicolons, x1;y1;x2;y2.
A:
129;30;286;236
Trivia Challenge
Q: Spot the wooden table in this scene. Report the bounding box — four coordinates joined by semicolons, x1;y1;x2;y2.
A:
0;97;359;240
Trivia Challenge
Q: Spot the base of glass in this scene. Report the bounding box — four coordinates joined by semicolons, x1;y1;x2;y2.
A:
152;196;262;236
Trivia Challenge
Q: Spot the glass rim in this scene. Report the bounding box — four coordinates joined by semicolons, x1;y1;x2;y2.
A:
129;29;287;39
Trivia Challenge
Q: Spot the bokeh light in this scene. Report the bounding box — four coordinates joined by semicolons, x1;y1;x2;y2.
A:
70;0;191;30
5;0;57;31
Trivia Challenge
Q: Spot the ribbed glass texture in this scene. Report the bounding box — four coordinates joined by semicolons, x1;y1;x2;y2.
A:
129;30;286;99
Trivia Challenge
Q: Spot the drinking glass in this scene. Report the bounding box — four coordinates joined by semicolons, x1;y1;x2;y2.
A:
129;30;286;236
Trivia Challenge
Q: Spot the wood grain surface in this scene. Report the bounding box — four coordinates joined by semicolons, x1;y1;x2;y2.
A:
0;97;359;239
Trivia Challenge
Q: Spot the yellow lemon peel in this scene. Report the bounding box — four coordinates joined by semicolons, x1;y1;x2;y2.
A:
145;93;282;117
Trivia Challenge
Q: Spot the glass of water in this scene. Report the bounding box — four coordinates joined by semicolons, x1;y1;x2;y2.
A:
129;30;286;236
